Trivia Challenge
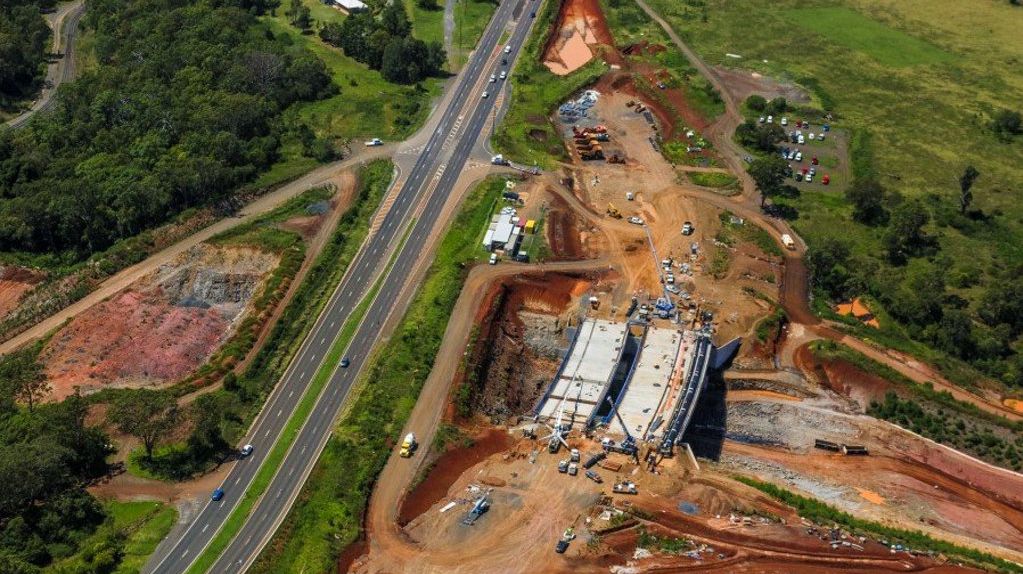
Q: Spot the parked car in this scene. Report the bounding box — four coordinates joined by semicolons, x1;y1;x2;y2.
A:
240;444;254;457
681;221;694;235
628;216;644;225
806;174;813;183
504;45;512;53
818;132;826;141
798;135;805;144
794;172;803;182
809;167;816;176
758;116;766;124
489;253;497;265
212;488;224;501
808;133;815;141
780;117;788;126
822;174;831;185
795;151;803;162
811;156;819;165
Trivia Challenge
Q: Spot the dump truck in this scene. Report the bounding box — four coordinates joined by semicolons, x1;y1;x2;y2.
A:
399;432;417;458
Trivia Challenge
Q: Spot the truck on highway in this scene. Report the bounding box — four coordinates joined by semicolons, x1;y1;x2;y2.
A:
400;432;417;458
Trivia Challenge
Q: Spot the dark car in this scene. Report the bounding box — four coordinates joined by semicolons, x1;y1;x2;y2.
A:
212;488;224;502
530;11;536;17
555;540;569;554
340;357;351;368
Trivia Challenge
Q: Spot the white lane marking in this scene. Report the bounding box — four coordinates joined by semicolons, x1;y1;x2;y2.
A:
301;445;307;454
330;320;336;328
234;476;241;485
320;336;326;344
299;371;305;379
182;549;190;558
289;390;294;398
276;409;282;417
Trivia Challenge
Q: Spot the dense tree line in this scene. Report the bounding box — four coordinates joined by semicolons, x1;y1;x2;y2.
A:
319;1;446;84
0;0;335;259
0;349;110;571
0;0;51;108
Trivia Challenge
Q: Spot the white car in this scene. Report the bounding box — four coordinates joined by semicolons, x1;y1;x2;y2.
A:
766;115;773;124
808;133;815;140
795;151;803;162
806;174;813;183
240;444;254;457
481;91;489;99
489;253;497;265
818;133;826;141
629;216;644;225
780;117;788;126
504;45;512;53
798;135;805;144
499;70;507;80
489;73;496;83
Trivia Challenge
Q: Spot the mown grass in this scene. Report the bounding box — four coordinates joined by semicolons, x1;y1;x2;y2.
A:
492;0;605;167
687;171;738;189
254;16;442;189
783;7;951;67
453;0;499;67
405;0;445;46
251;177;494;574
734;476;1023;574
45;501;176;574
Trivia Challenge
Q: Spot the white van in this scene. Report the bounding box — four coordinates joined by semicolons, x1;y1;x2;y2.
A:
781;234;796;250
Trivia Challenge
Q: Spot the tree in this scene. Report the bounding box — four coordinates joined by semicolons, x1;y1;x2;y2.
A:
845;177;888;225
186;395;229;462
991;108;1021;138
745;94;766;111
807;237;852;300
958;165;980;214
0;351;49;412
883;200;930;263
747;155;789;207
765;96;788;116
107;390;178;459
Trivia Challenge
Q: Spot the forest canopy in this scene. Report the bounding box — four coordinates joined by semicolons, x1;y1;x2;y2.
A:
0;0;52;108
0;0;333;259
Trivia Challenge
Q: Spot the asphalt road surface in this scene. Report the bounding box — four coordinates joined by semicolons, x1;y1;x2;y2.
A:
145;1;540;572
5;0;85;129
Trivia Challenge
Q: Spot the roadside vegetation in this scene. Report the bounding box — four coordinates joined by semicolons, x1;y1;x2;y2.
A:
108;161;393;482
453;0;499;67
251;176;494;574
648;0;1023;393
810;340;1023;471
734;476;1023;573
0;0;51;114
0;358;111;571
492;0;604;167
44;501;177;574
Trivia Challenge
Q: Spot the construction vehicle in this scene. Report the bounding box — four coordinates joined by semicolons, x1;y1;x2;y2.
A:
570;448;580;463
612;481;638;495
399;432;417;458
585;469;603;484
583;451;606;469
606;204;622;218
580;149;604;161
567;462;578;476
558;459;569;473
462;492;491;525
539;400;571;454
814;439;841;452
603;397;639;459
607;154;625;164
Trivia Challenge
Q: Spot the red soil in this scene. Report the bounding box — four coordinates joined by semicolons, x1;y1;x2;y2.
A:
0;266;43;321
546;194;586;260
397;429;513;525
543;0;617;74
41;289;230;399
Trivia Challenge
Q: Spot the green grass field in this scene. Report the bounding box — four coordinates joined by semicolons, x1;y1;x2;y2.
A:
646;0;1023;388
453;0;499;67
783;7;950;67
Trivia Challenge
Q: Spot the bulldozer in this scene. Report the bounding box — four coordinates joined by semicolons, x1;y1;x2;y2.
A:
606;203;622;218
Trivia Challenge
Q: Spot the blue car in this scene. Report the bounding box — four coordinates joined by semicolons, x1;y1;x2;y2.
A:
212;488;224;502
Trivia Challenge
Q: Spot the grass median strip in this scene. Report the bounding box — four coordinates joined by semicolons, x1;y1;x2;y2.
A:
185;212;413;574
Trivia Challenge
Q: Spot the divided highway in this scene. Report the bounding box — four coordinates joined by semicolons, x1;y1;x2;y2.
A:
146;1;541;572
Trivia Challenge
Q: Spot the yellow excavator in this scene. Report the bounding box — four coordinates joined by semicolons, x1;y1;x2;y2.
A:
607;203;622;219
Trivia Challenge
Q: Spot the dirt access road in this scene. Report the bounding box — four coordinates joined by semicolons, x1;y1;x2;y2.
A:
360;258;612;573
631;0;1021;422
0;146;392;357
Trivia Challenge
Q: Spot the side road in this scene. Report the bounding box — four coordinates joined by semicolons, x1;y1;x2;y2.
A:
0;145;393;355
5;0;86;129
